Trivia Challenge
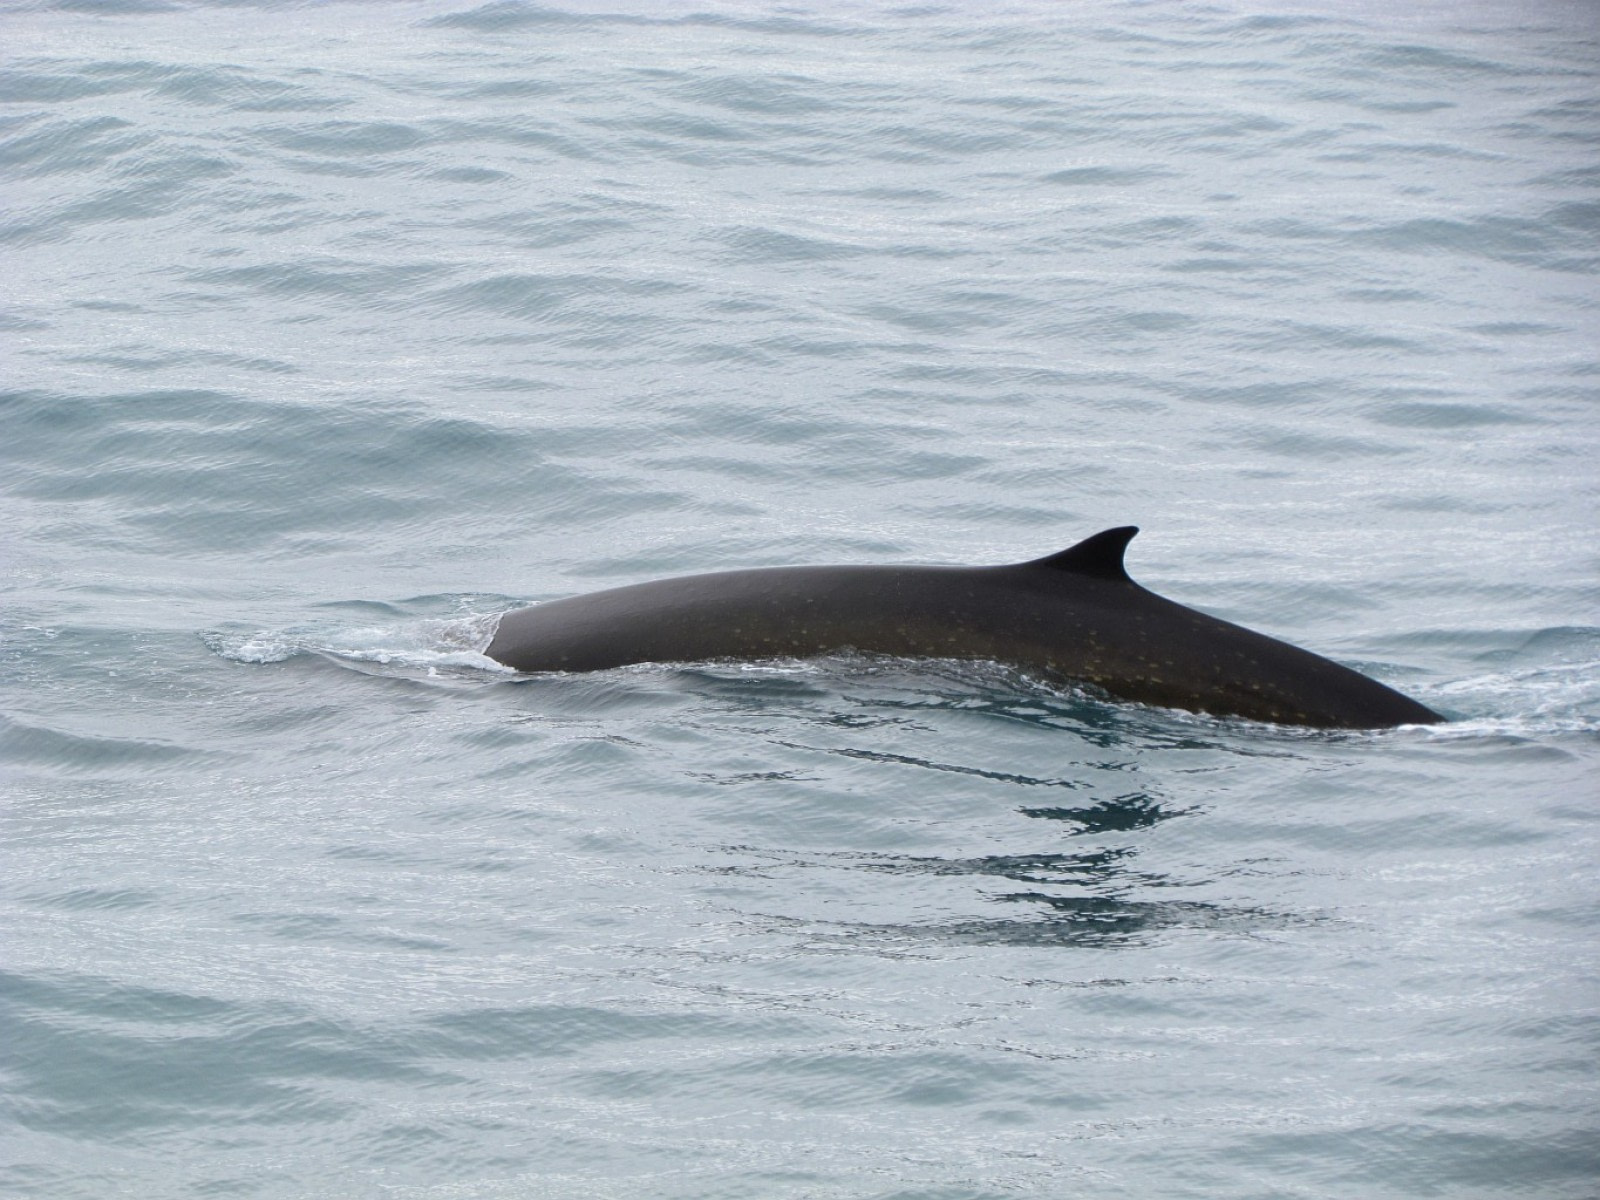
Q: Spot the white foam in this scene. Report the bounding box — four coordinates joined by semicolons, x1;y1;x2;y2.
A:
206;613;515;677
1413;659;1600;737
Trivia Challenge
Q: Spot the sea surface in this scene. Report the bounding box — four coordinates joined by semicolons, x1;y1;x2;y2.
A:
3;1;1598;1196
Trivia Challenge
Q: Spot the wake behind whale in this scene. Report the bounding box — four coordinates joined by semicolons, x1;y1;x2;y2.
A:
486;527;1442;729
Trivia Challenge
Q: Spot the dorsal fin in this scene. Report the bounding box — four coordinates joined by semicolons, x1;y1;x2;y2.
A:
1018;526;1138;582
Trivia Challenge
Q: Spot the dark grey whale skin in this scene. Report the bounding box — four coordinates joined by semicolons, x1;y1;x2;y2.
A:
486;527;1442;729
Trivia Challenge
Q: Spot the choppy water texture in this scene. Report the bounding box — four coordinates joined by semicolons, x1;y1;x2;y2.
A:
4;1;1599;1196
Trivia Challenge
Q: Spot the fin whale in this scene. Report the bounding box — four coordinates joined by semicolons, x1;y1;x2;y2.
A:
486;527;1442;729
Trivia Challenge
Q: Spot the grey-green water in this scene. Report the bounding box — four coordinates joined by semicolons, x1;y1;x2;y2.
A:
3;2;1598;1196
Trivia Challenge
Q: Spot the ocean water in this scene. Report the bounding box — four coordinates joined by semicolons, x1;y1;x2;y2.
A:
3;0;1599;1196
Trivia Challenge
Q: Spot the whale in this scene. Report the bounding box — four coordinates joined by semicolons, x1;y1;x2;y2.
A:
486;526;1442;729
